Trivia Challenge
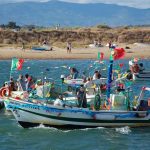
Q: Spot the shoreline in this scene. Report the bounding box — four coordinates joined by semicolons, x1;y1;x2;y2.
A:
0;43;150;60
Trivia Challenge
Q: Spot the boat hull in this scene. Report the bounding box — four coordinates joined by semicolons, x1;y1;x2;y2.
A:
6;99;150;128
0;100;4;110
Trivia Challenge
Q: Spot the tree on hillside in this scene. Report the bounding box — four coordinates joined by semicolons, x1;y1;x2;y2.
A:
7;21;20;29
97;24;111;29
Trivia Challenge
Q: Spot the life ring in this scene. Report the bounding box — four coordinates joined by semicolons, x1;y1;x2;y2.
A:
0;87;11;97
94;94;101;111
0;87;6;97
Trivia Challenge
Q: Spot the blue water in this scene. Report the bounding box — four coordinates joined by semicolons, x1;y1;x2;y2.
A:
0;59;150;150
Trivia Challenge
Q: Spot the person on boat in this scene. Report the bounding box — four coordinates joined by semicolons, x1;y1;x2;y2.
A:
98;71;101;79
81;71;87;81
26;76;34;92
84;77;95;95
17;75;26;91
93;71;98;80
131;63;140;73
24;74;29;83
84;77;94;88
93;71;101;80
9;77;16;91
139;63;145;73
69;67;79;79
116;82;125;92
126;70;133;80
77;86;87;108
54;95;65;107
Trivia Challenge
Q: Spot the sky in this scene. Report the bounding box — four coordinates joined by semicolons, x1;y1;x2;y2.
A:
0;0;150;9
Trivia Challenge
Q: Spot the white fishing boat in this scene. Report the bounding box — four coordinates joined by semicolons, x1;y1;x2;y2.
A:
4;87;150;128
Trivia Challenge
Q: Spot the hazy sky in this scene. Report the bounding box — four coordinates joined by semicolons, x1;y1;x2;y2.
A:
0;0;150;9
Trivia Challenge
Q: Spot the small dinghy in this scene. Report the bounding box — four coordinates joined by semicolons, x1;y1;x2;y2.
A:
32;45;52;51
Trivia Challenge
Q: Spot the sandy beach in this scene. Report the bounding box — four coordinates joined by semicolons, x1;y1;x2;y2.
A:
0;43;149;60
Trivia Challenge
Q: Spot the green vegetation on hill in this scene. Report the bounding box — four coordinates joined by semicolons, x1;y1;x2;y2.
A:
0;25;149;48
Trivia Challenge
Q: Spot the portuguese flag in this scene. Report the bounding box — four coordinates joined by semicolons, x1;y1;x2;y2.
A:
97;52;104;61
11;58;24;71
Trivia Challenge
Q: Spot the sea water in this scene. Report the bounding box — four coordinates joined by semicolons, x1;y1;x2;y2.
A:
0;59;150;150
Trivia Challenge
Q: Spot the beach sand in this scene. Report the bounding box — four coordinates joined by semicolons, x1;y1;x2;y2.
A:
0;43;149;60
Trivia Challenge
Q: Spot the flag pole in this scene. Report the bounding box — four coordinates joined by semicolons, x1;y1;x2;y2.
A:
106;48;114;103
10;58;14;80
106;47;125;105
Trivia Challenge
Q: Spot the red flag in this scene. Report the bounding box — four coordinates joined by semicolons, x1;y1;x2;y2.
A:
17;59;24;70
119;63;124;68
100;52;104;61
114;48;125;60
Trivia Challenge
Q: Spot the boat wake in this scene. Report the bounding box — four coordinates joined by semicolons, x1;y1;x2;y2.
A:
30;124;105;132
25;124;131;135
31;124;58;131
115;126;131;134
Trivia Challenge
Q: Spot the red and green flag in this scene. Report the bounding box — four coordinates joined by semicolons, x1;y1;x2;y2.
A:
97;52;104;61
11;58;24;71
110;48;125;60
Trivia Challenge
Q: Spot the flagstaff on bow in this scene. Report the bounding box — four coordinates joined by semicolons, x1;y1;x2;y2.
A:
106;47;125;103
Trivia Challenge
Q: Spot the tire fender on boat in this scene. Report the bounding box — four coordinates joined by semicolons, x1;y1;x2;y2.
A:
94;94;101;111
0;87;11;97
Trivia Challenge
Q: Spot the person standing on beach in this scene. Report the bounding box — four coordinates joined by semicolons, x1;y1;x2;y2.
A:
69;42;72;53
21;42;25;51
67;42;72;53
108;41;112;49
67;42;70;53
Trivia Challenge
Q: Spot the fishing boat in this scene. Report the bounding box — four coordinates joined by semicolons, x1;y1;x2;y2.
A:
3;47;150;128
3;87;150;128
133;72;150;81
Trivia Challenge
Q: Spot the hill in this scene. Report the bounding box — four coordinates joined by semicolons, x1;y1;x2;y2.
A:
0;1;150;26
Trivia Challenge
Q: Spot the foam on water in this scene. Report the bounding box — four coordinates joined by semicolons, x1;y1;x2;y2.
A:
30;124;106;133
31;124;58;131
115;126;131;134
